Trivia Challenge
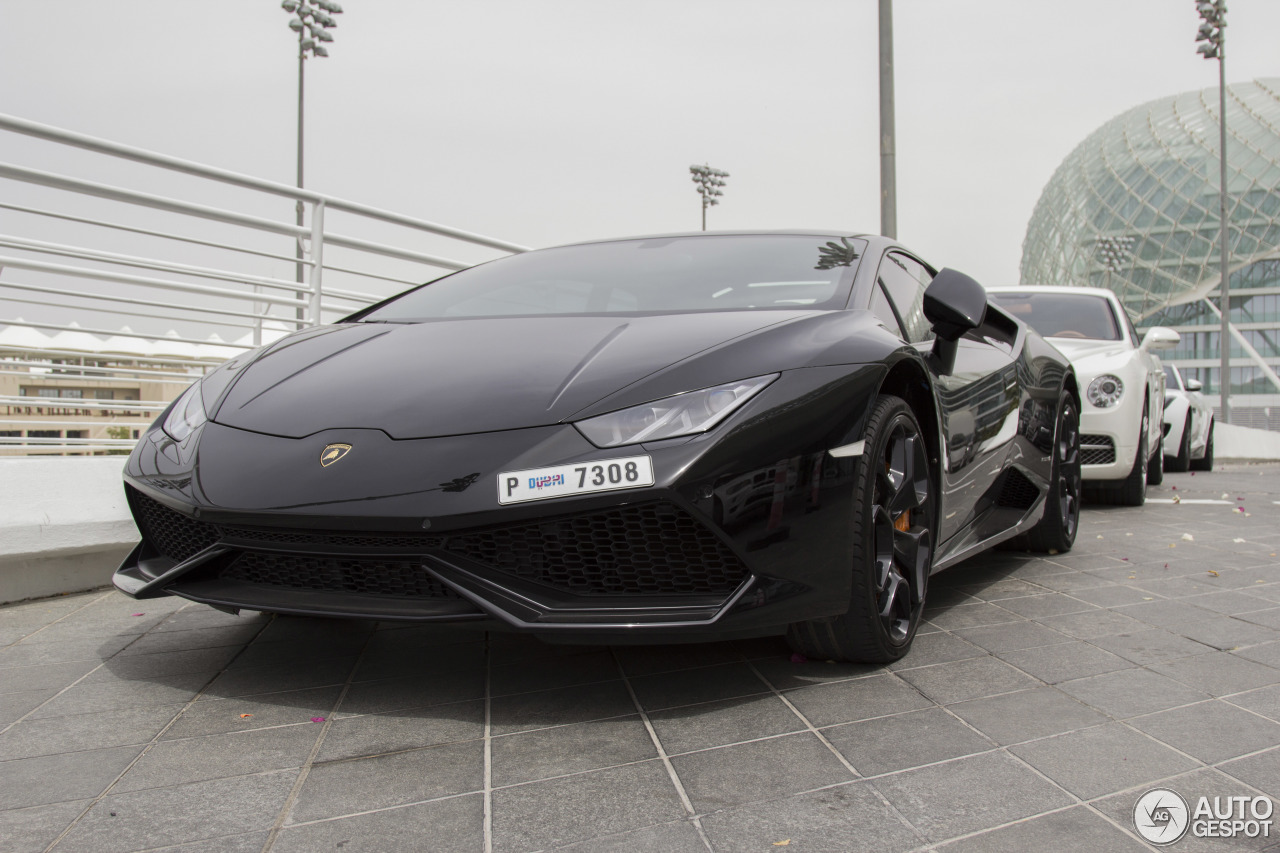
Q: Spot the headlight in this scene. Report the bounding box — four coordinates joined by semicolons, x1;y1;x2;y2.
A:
162;382;207;442
1087;374;1124;408
575;375;777;448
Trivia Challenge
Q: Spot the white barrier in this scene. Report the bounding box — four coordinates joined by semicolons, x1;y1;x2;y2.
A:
0;456;134;603
2;424;1277;605
1216;422;1280;462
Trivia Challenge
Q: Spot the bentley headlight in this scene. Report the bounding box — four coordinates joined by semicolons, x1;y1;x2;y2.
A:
162;381;208;442
576;375;777;448
1087;374;1124;408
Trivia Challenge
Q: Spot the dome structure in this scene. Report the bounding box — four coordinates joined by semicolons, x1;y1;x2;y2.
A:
1021;78;1280;318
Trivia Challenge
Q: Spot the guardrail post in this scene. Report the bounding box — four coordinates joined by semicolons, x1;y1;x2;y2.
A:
252;284;263;346
309;199;325;326
0;112;526;456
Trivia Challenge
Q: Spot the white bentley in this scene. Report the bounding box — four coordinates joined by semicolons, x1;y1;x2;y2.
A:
988;286;1178;505
1162;363;1215;472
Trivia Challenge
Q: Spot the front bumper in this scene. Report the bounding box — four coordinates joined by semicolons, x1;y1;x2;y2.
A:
114;365;883;639
115;487;788;633
1078;406;1140;481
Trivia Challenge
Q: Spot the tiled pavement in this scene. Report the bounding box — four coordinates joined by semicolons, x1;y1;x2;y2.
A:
2;464;1279;852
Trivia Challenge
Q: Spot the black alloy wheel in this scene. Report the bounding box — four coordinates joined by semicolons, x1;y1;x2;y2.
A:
1019;390;1081;553
787;395;934;663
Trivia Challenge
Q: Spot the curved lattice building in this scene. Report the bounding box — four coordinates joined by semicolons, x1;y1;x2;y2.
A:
1021;78;1280;429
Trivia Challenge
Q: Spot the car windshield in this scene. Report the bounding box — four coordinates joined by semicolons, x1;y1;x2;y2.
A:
353;234;865;321
1163;364;1183;390
988;292;1121;341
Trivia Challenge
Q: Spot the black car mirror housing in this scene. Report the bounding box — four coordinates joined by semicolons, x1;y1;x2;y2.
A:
924;268;987;375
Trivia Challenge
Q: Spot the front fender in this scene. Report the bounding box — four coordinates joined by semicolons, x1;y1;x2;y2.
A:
1163;395;1191;446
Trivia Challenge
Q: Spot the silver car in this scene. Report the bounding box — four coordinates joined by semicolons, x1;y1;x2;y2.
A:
1162;363;1215;472
988;286;1178;506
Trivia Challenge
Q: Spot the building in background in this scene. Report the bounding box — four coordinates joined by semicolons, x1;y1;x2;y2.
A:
0;324;238;456
1021;78;1280;430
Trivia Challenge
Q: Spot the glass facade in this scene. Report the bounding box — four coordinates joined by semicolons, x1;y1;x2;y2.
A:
1021;78;1280;430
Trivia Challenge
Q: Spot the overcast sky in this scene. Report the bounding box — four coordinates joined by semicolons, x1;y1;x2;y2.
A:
2;0;1279;305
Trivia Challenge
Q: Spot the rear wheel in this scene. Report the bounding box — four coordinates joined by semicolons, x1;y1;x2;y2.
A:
1190;420;1215;471
1167;414;1192;473
1019;391;1081;553
786;396;933;663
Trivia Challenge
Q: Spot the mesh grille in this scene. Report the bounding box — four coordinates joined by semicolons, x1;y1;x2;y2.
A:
223;527;445;550
130;490;220;563
445;502;747;596
996;469;1041;510
220;552;458;599
127;487;746;599
1080;434;1116;466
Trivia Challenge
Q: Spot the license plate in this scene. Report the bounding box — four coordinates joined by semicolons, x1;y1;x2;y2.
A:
497;455;655;504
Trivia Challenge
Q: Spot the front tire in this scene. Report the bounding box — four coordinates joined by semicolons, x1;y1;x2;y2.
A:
1116;418;1149;506
1091;408;1148;507
1147;430;1164;485
786;395;933;664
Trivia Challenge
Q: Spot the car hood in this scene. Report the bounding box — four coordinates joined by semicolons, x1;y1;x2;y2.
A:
211;312;810;439
1046;338;1132;366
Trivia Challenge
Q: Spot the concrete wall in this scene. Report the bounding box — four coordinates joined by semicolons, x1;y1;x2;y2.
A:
1216;422;1280;462
2;422;1278;604
1;457;135;604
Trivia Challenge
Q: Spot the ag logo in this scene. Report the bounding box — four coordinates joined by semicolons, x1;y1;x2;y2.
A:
320;443;352;467
1134;788;1190;845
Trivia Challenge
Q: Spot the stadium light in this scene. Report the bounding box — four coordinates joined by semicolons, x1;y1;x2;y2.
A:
282;0;343;321
1096;235;1135;292
689;164;729;231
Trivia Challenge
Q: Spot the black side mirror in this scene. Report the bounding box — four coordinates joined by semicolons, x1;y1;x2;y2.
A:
923;268;986;375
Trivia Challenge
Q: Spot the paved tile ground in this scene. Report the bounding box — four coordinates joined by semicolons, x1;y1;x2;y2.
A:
3;464;1279;852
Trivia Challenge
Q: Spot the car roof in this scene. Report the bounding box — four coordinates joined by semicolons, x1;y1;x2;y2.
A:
987;285;1119;300
541;230;889;251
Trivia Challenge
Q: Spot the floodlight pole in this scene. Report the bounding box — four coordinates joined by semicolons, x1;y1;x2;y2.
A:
1216;44;1230;423
282;0;341;326
1097;236;1134;295
878;0;896;239
295;26;306;324
1196;0;1230;422
689;164;729;231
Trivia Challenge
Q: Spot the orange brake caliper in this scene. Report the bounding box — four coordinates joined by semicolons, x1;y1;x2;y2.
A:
886;460;911;532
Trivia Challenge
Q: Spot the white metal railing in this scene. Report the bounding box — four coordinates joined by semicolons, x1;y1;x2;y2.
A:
0;112;527;455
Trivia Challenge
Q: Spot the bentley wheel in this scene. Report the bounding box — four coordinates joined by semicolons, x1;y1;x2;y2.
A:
1020;390;1081;553
787;395;933;663
1147;430;1164;485
1119;410;1149;506
1090;407;1147;507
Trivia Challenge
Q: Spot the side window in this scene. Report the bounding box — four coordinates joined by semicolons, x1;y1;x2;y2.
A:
877;252;935;344
869;282;903;336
